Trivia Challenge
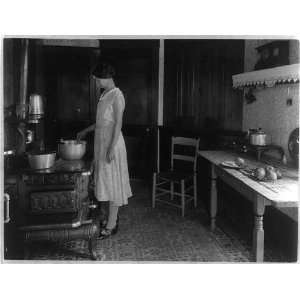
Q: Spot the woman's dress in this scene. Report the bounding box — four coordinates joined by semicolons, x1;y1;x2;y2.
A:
94;87;132;206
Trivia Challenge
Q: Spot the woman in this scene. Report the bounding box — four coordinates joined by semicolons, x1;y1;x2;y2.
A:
77;62;132;239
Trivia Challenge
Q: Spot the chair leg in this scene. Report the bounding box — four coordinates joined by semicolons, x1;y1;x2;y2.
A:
152;173;157;208
170;182;174;201
181;180;185;217
193;174;197;208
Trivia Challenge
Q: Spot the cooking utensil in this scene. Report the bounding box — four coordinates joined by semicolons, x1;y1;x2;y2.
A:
288;128;299;165
28;151;56;169
58;139;86;160
249;128;269;146
28;94;44;118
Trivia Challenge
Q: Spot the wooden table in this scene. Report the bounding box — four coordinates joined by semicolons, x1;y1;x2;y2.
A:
198;150;299;262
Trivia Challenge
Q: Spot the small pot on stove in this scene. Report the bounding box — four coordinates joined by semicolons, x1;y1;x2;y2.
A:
249;128;269;146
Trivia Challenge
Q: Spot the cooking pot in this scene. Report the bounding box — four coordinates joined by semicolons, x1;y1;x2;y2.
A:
28;151;56;169
58;139;86;160
249;128;269;146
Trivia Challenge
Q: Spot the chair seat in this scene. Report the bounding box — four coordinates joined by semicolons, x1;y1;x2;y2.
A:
157;171;194;182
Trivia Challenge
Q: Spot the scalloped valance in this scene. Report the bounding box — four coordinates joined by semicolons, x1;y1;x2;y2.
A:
232;63;300;88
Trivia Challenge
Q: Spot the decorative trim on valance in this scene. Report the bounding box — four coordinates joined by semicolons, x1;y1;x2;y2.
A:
232;63;300;88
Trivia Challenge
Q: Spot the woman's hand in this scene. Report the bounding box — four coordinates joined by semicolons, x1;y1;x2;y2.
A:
76;130;87;141
106;147;115;163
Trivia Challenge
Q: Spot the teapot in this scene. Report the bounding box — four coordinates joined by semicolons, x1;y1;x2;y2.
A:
248;128;269;146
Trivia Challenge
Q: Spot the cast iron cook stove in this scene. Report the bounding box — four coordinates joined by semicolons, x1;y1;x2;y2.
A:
17;159;101;260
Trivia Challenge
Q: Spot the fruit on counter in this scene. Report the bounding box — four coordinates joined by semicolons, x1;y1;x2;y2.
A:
235;157;245;167
265;165;275;172
252;165;282;181
265;165;278;181
254;167;266;180
275;169;282;179
266;169;278;181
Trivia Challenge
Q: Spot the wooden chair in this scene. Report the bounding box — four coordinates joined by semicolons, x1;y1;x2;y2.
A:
152;136;200;217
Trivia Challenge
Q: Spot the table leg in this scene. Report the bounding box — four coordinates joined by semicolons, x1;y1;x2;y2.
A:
210;165;218;231
253;196;266;262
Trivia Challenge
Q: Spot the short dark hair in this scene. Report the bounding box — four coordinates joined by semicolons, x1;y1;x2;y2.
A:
92;61;116;79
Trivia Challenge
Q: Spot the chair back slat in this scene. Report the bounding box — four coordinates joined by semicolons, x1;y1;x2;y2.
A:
173;154;194;162
171;136;200;172
172;137;198;146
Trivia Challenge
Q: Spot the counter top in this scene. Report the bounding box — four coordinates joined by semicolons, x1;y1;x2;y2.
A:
198;150;299;208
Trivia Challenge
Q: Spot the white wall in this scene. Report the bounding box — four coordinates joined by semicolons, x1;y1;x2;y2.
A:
242;40;299;162
243;84;299;161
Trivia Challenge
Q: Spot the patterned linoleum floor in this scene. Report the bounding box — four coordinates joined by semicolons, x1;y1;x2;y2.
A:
27;181;290;262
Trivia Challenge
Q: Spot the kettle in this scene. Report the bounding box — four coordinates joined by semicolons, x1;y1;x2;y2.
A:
28;94;44;118
248;128;269;146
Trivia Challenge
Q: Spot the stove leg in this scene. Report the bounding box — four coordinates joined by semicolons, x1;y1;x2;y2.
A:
88;238;98;260
23;241;31;260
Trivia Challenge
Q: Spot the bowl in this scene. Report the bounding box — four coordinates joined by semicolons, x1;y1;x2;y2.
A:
28;151;56;169
58;140;86;160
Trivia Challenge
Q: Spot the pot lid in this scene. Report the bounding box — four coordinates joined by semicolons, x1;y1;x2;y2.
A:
250;128;266;135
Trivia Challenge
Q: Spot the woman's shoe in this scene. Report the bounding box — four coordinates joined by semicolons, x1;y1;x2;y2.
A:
98;225;118;240
100;219;108;229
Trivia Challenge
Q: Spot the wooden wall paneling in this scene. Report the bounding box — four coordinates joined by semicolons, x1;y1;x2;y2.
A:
89;48;101;122
162;43;173;126
194;61;201;128
222;40;244;131
158;39;164;126
197;59;205;128
33;44;46;96
51;48;90;122
89;73;96;122
163;40;244;132
100;40;159;126
192;60;197;126
176;63;179;120
3;39;15;108
180;52;183;117
216;46;224;126
151;45;159;126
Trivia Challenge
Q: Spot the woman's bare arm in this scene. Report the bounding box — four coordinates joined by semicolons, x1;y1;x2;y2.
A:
77;124;96;140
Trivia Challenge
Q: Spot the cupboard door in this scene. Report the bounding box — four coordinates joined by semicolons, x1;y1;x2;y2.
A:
164;40;244;131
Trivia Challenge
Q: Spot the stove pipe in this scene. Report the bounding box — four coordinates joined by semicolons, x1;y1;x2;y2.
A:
18;39;29;120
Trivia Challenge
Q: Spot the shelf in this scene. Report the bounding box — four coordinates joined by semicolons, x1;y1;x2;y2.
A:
232;63;300;88
37;39;100;48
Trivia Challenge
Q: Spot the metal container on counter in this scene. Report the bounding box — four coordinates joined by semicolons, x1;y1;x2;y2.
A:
249;128;269;146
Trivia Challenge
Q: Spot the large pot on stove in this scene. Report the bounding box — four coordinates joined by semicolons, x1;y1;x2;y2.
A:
58;139;86;160
28;151;56;169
